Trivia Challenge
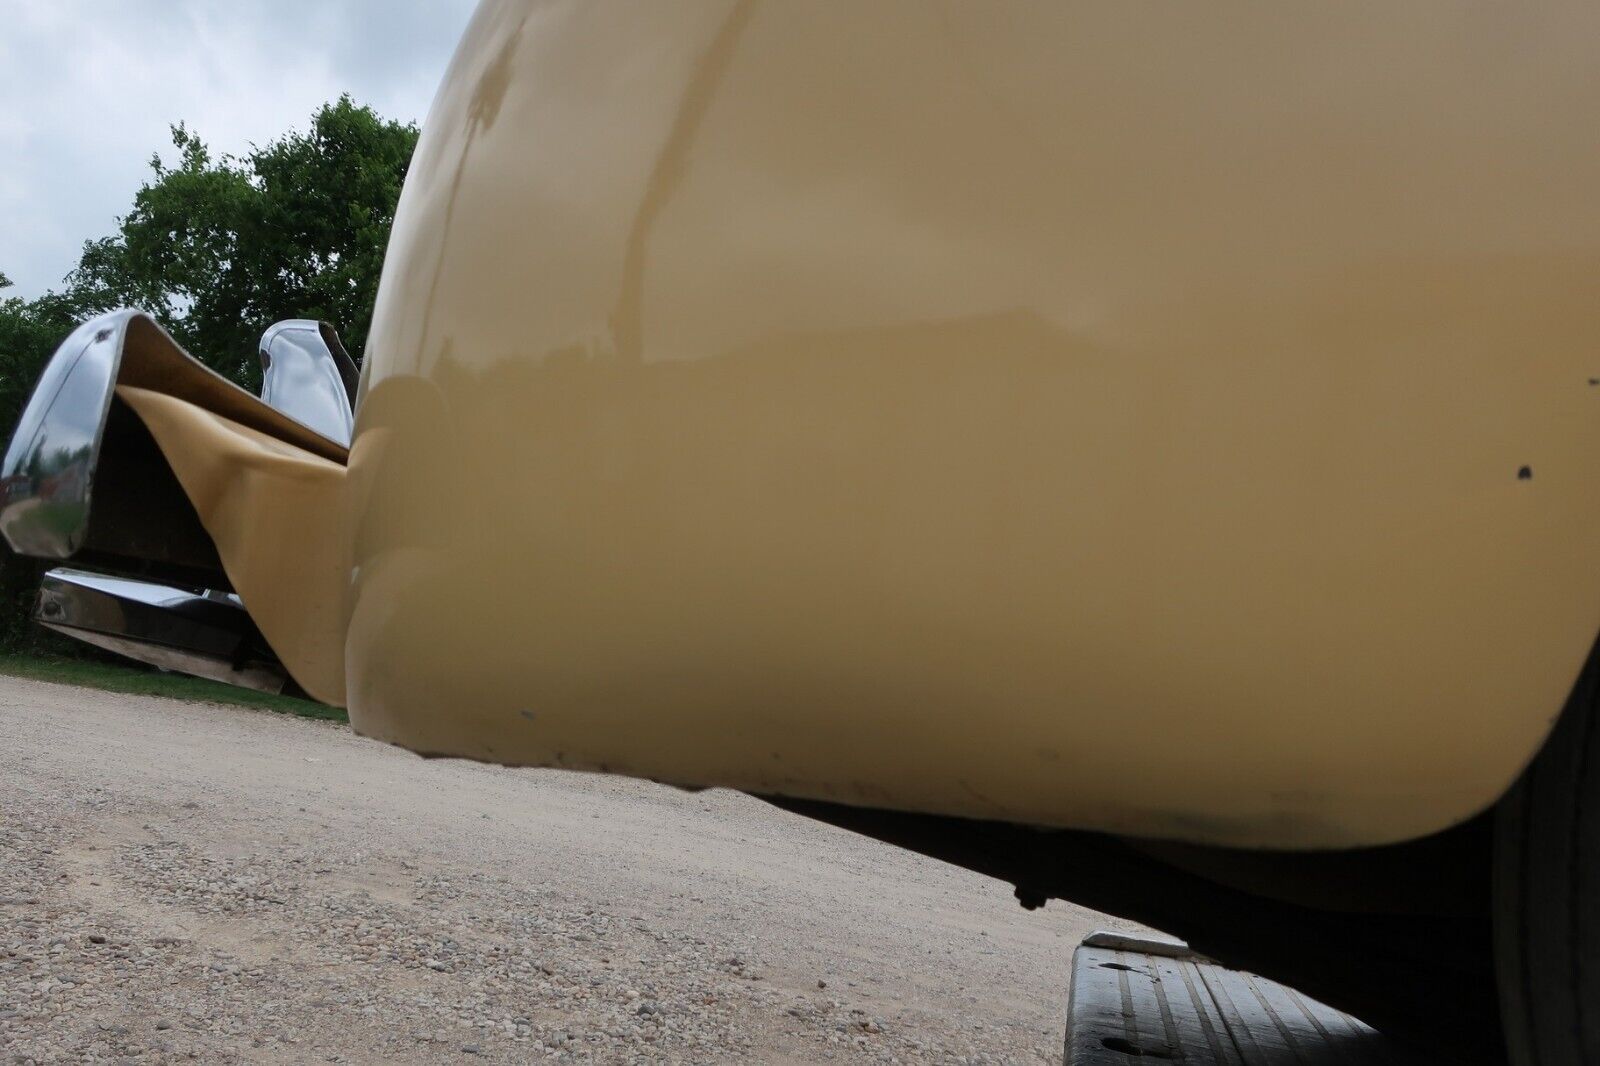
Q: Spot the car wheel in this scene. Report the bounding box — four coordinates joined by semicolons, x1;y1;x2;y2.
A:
1493;647;1600;1065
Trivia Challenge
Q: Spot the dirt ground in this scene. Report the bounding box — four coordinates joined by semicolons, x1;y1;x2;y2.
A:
0;676;1142;1064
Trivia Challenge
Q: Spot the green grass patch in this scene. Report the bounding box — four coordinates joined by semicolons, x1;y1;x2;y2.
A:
0;652;347;722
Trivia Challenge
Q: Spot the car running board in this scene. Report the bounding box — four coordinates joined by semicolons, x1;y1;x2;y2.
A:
1066;931;1429;1064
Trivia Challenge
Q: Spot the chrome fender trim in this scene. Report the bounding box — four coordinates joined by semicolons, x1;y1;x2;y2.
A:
1;312;133;559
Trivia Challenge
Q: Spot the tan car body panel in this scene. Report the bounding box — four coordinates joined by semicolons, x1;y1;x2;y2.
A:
137;1;1600;848
117;387;349;705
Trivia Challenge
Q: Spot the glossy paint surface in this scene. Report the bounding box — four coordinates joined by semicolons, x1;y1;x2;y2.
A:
342;1;1600;847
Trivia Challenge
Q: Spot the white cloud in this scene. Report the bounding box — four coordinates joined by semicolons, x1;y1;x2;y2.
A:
0;0;478;299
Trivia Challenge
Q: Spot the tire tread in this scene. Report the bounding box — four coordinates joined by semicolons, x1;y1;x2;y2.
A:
1494;650;1600;1066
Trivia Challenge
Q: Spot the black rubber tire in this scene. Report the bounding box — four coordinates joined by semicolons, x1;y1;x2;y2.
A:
1493;647;1600;1066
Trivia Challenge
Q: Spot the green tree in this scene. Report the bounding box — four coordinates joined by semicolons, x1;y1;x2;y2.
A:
68;95;418;389
0;275;84;425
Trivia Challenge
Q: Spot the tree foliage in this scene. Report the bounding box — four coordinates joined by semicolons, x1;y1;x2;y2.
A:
66;95;417;389
0;96;417;652
0;285;80;423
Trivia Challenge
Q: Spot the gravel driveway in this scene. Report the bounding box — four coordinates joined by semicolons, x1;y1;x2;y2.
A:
0;675;1140;1064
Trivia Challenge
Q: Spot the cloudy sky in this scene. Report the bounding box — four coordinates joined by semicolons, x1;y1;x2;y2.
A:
1;0;480;300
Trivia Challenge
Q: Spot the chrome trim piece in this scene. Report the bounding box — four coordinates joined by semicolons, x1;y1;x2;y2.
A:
0;312;135;558
35;568;287;694
258;320;357;447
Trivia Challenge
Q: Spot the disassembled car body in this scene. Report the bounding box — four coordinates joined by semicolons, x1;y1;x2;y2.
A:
8;4;1598;1062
